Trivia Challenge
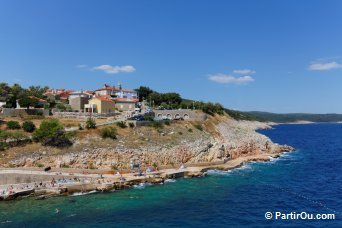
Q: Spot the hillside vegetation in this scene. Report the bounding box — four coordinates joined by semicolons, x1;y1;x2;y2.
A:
246;111;342;123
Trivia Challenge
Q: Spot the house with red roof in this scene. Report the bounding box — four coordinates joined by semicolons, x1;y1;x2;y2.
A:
95;83;138;100
84;96;116;114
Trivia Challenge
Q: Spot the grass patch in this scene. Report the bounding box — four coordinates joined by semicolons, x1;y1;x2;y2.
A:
193;124;203;131
150;121;164;129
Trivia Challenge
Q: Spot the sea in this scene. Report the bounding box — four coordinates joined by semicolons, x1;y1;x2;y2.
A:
0;123;341;227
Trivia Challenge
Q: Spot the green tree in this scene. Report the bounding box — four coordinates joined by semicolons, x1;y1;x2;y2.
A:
135;86;154;101
0;82;11;102
26;86;49;98
161;93;182;105
149;92;162;106
7;84;25;108
18;97;39;109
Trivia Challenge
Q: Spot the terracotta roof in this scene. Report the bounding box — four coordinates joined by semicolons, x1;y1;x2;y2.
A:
44;88;73;96
92;96;114;102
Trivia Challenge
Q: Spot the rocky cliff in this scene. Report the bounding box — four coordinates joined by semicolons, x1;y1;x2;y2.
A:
4;115;292;170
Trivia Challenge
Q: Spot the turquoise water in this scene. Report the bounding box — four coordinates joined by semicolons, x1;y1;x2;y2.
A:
0;124;341;227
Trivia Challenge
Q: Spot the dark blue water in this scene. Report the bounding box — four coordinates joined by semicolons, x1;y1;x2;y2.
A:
0;124;341;227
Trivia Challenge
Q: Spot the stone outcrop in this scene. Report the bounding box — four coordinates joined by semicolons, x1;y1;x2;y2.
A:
6;116;293;170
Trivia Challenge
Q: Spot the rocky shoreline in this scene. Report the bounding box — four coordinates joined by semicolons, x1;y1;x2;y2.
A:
0;116;294;201
0;144;293;201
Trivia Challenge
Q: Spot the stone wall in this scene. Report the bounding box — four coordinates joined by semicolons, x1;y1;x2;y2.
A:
153;109;207;121
52;111;116;119
0;173;79;185
0;108;50;117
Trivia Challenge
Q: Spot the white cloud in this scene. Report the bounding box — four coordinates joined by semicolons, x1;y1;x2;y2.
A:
92;65;136;74
308;61;342;71
233;69;256;74
75;64;88;68
208;74;254;85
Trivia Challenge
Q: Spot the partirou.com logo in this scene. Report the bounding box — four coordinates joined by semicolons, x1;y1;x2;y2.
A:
265;211;336;220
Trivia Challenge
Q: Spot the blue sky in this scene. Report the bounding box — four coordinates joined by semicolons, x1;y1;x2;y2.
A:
0;0;341;113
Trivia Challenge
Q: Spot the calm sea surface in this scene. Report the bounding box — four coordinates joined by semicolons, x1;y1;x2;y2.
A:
0;123;341;227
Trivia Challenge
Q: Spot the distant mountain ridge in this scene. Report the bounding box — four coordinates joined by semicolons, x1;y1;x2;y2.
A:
245;111;342;123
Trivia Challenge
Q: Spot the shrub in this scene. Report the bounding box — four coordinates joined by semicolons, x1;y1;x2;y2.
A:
201;102;225;116
144;115;154;121
0;142;8;151
164;120;170;125
22;121;36;133
6;121;21;130
100;127;117;140
88;163;96;169
152;162;158;169
128;122;135;128
37;163;44;168
33;119;72;147
56;103;67;111
188;128;193;132
193;124;203;131
116;121;127;128
33;119;63;140
85;118;96;129
178;131;183;135
150;121;164;129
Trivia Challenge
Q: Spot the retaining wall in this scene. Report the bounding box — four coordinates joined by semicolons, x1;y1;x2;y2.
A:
0;108;49;117
153;109;207;121
52;111;116;119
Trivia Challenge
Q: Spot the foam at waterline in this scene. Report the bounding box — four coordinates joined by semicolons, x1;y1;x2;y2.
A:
133;182;153;189
232;163;253;172
164;179;177;183
71;190;97;196
206;169;232;176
